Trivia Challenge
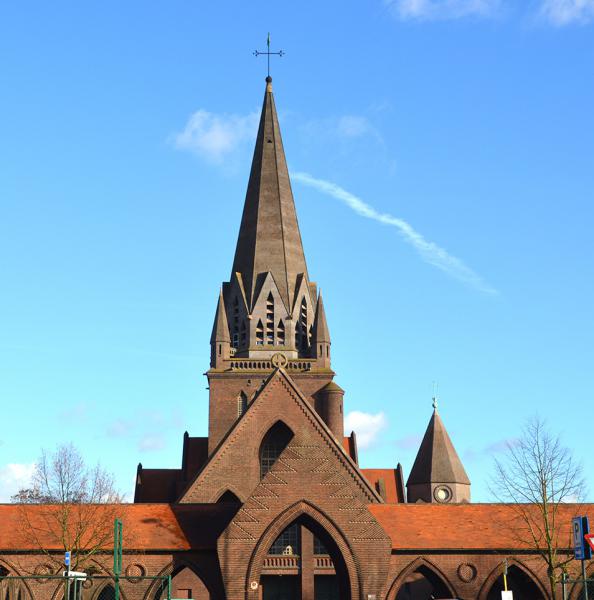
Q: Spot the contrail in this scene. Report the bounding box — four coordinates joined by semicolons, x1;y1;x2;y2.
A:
292;172;497;295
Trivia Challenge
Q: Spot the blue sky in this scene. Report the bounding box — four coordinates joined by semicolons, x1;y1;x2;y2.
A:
1;0;593;502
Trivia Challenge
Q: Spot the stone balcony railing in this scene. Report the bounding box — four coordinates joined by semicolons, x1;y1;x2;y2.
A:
262;555;335;572
263;555;301;569
228;359;315;372
314;556;334;570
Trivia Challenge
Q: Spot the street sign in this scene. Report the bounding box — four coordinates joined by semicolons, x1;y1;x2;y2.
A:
64;551;71;567
573;516;592;560
586;533;594;552
62;571;87;580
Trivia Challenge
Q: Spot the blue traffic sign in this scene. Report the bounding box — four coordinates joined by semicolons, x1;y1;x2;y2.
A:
64;551;71;567
573;516;592;561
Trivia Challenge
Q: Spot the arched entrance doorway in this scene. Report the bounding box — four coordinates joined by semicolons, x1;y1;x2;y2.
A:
258;515;350;600
395;564;453;600
155;567;211;600
484;565;544;600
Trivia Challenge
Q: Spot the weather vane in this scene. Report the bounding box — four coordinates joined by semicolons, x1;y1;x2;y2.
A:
254;33;284;78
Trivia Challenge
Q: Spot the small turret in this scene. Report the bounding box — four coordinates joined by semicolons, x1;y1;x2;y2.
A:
210;288;231;368
317;380;344;440
406;398;470;504
312;292;331;369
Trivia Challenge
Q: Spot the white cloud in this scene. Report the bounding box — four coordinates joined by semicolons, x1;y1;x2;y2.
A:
386;0;500;20
337;116;374;138
345;411;388;449
0;463;35;502
540;0;594;24
172;109;259;163
138;434;166;452
293;172;497;294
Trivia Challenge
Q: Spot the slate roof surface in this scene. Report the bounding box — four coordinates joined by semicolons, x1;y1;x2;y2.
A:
231;78;309;311
407;409;470;486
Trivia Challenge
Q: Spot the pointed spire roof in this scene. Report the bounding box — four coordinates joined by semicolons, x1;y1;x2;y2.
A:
312;292;331;343
210;288;230;343
231;77;309;311
407;405;470;486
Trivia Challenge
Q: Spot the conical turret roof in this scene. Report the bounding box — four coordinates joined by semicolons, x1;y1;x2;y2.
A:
210;288;230;344
407;407;470;486
231;77;309;312
312;292;331;344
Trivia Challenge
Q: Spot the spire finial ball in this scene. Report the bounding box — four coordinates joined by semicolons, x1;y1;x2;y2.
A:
266;76;272;83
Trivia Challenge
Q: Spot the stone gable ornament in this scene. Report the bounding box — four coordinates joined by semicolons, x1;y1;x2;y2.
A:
271;353;288;368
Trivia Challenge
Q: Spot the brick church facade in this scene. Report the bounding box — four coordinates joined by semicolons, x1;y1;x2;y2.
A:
1;77;593;600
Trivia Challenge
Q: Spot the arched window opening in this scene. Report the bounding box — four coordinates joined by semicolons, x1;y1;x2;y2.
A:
155;567;211;600
395;565;452;600
266;293;274;345
240;320;247;346
269;523;300;555
216;490;241;504
259;421;294;478
97;585;116;600
237;392;248;418
256;320;264;346
486;565;544;600
314;535;329;555
259;515;351;600
277;320;285;345
232;296;240;348
295;298;308;352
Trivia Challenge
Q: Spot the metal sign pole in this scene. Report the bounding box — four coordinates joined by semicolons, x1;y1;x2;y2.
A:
562;572;567;600
583;559;589;600
113;518;123;600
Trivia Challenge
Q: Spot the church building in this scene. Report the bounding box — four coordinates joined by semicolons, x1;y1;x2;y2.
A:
1;76;593;600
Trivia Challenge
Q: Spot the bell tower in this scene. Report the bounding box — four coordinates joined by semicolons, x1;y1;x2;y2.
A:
207;78;343;453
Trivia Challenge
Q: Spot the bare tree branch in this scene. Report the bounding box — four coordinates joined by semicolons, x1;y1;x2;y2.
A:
11;443;126;572
489;416;586;600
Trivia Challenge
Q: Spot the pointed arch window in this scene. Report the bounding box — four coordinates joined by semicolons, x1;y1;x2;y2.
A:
266;293;274;345
216;490;241;504
277;320;285;345
256;320;264;345
232;296;240;348
295;297;308;352
259;421;294;478
269;523;300;555
97;586;116;600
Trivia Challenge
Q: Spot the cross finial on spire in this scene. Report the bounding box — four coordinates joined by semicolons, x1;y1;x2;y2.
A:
254;33;284;78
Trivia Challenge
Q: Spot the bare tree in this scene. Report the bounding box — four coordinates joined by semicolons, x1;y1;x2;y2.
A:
11;443;125;570
491;416;586;600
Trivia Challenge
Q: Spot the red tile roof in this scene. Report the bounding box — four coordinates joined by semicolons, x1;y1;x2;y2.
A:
361;469;404;504
0;504;190;551
370;503;594;550
3;502;593;553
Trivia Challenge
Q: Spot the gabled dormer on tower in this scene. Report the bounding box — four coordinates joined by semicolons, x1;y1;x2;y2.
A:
406;399;471;504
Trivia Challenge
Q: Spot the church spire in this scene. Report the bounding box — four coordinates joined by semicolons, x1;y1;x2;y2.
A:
231;77;309;312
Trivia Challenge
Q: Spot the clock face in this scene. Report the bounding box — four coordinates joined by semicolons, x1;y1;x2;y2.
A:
434;485;453;503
